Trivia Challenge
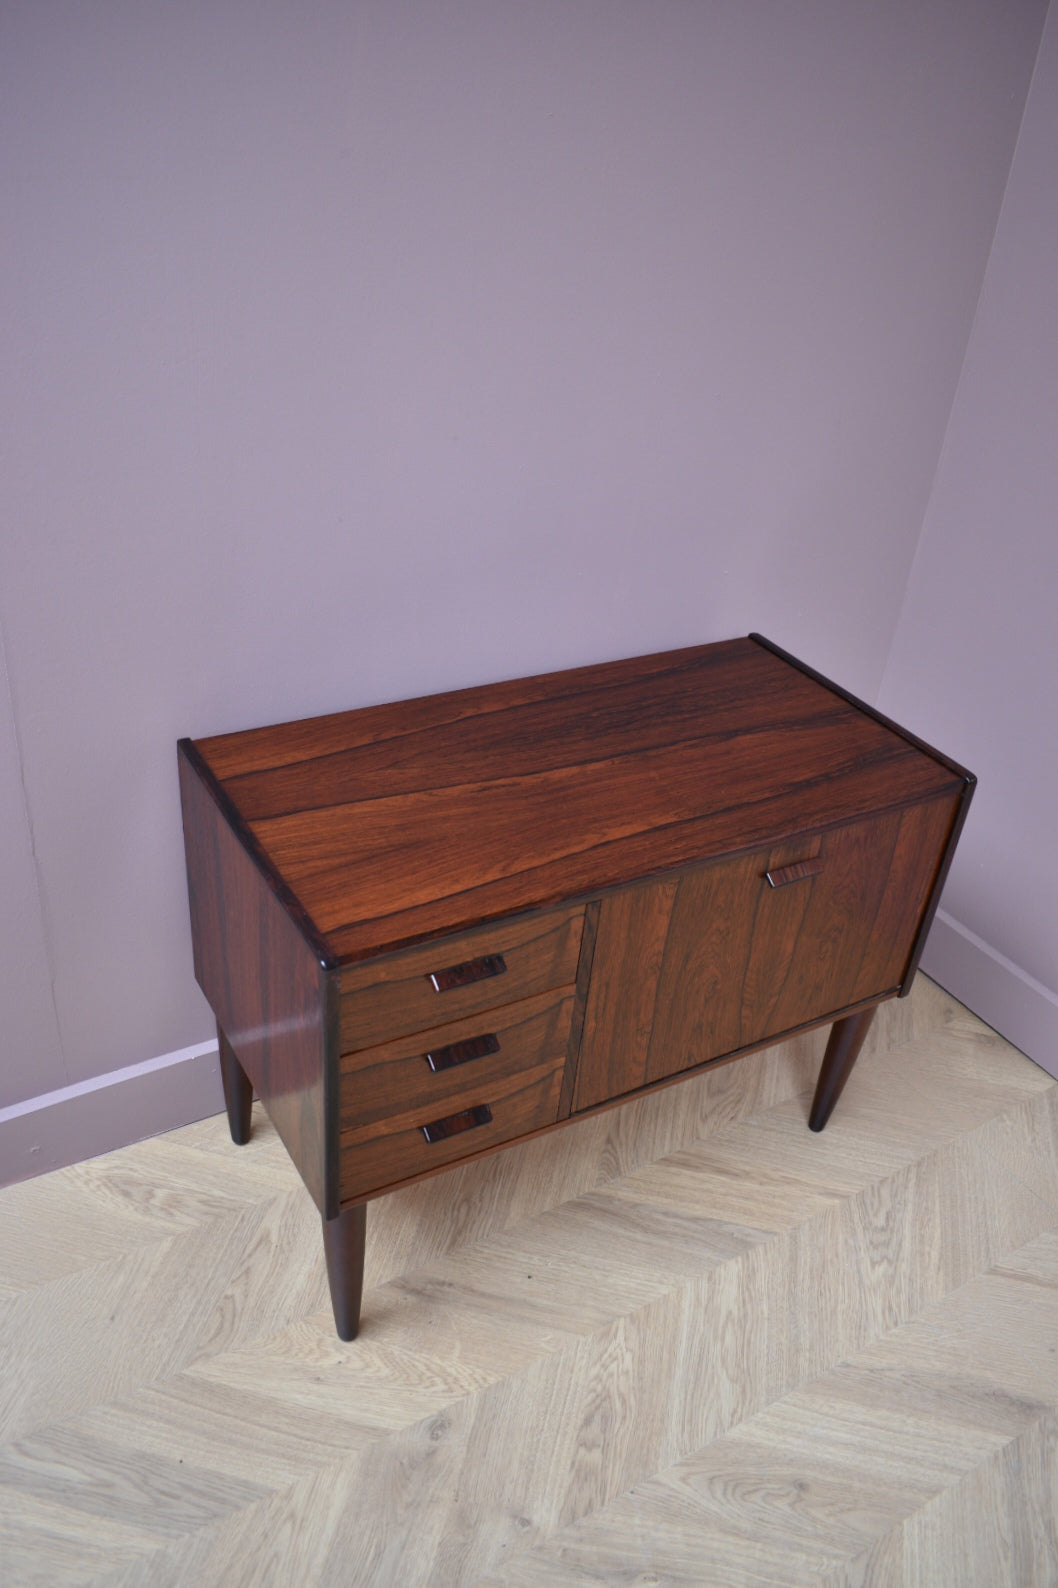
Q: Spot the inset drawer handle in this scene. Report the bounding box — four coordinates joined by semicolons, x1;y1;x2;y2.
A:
423;1032;500;1073
428;954;507;992
421;1103;493;1144
765;858;824;888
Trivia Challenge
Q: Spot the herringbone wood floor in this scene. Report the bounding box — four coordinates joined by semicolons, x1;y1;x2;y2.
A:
1;977;1056;1587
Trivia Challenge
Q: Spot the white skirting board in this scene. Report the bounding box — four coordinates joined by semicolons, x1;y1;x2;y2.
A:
0;1041;223;1189
921;909;1058;1081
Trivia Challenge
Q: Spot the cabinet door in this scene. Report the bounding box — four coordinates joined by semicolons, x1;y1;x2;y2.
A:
572;795;957;1112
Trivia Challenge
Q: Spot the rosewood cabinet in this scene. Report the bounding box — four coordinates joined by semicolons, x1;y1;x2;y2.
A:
178;635;973;1340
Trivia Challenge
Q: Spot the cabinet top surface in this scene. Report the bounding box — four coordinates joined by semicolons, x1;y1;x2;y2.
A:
184;636;965;964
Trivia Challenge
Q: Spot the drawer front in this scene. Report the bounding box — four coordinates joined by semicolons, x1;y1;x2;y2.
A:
339;904;584;1051
574;794;959;1110
339;987;575;1134
339;1055;565;1199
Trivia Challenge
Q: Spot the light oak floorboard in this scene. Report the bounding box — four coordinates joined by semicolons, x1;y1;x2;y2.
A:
1;977;1055;1586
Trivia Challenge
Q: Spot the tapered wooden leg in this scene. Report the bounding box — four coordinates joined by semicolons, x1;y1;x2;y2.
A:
217;1025;253;1145
322;1203;367;1342
809;1006;878;1132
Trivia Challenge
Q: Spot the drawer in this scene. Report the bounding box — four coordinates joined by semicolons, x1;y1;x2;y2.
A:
339;1053;565;1200
339;987;575;1134
339;904;584;1051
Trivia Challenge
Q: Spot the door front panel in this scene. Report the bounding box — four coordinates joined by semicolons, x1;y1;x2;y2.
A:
573;795;958;1111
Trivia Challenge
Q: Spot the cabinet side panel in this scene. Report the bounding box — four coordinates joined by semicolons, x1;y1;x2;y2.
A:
178;743;333;1214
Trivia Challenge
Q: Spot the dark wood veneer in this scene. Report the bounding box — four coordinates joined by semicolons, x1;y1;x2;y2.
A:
178;743;338;1216
338;1056;565;1200
338;988;575;1135
338;905;583;1052
181;635;973;1338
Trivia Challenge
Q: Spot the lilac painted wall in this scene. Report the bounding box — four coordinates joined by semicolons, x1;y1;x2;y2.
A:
0;626;64;1102
879;3;1058;1076
0;2;1047;1152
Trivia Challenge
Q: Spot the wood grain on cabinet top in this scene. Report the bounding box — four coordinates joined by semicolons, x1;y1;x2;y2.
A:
184;635;969;965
